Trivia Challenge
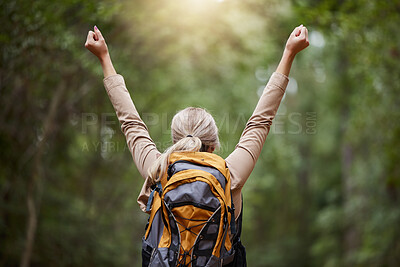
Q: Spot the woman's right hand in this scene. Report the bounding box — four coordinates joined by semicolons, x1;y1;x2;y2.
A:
284;25;309;57
84;26;109;61
275;25;309;76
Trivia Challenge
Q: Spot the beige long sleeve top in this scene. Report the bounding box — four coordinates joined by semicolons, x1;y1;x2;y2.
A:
103;72;289;219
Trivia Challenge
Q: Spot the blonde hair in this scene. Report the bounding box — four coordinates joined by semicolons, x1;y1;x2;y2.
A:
148;107;220;183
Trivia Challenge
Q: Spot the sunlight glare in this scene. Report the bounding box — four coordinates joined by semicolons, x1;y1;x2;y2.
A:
183;0;225;15
187;0;225;7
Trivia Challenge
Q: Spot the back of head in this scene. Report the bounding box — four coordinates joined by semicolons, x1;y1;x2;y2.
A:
148;107;220;183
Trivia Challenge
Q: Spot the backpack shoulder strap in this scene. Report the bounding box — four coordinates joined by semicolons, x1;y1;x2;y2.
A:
144;183;162;239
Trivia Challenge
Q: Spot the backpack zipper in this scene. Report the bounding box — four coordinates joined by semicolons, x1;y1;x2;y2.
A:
167;160;226;182
168;201;218;212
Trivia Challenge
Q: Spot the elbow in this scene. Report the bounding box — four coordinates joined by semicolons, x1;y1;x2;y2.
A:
246;119;272;129
246;113;275;129
243;118;272;135
120;119;148;134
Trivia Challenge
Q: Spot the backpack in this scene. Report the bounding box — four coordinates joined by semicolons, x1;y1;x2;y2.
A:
142;151;246;267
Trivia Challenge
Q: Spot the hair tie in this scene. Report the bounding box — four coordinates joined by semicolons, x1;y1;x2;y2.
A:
186;135;193;137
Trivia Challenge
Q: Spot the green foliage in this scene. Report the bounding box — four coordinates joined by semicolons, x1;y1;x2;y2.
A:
1;0;399;266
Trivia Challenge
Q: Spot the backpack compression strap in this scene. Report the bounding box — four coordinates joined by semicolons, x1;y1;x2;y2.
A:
146;182;162;212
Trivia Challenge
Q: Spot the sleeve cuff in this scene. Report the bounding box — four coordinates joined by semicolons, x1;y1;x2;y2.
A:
103;74;126;92
270;72;289;93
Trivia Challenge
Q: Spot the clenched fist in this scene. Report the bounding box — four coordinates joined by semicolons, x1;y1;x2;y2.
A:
285;25;309;56
84;26;109;60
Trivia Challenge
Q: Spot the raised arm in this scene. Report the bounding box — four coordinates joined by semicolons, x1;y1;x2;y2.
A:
84;26;160;179
226;25;309;192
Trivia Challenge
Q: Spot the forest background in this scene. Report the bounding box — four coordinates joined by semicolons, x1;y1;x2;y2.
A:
1;0;400;266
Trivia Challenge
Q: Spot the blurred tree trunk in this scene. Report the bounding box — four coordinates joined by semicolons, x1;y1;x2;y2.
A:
341;143;359;257
338;49;360;262
298;145;310;265
20;83;66;267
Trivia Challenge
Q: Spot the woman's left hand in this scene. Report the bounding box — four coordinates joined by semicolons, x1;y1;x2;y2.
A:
84;26;109;61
